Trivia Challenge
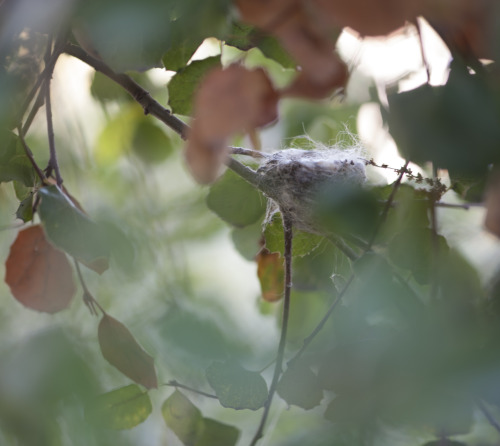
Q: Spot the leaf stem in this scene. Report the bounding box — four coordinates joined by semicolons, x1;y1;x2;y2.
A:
17;128;46;183
163;380;218;399
249;212;293;446
74;259;105;316
63;43;189;140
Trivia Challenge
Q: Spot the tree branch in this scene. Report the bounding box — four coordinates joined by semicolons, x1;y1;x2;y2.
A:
164;380;218;399
250;211;293;446
63;43;189;140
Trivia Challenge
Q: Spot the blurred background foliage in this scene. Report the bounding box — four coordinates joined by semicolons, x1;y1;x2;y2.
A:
1;0;500;445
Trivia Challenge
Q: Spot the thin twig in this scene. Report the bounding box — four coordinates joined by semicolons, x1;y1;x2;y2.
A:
43;37;63;186
74;259;105;316
435;201;482;210
17;128;46;183
477;399;500;434
164;380;218;399
63;43;189;140
225;157;261;188
368;160;410;248
289;274;354;365
288;160;411;364
249;212;293;446
230;146;270;159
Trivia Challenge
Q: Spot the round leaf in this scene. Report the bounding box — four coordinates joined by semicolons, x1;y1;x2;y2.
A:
206;168;266;227
5;225;75;313
205;360;268;410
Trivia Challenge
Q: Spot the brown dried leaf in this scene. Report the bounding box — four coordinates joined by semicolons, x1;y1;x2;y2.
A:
4;225;75;313
236;0;298;30
186;65;279;184
237;0;348;99
256;249;285;302
423;0;495;60
98;314;158;389
309;0;417;37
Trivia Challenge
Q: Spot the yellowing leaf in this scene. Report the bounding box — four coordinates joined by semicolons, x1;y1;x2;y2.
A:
162;390;204;446
86;384;152;430
5;225;75;313
98;314;157;389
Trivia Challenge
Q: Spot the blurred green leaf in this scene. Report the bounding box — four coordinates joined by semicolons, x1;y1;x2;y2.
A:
282;101;359;144
86;385;152;430
386;60;500;176
315;184;380;240
292;240;351;291
207;168;266;227
74;0;173;71
198;418;240;446
38;185;110;274
277;362;323;409
264;211;323;257
168;56;221;115
388;228;449;285
90;71;131;103
206;360;268;410
162;390;204;446
131;119;174;163
0;130;35;186
95;103;143;164
231;219;263;260
225;22;295;69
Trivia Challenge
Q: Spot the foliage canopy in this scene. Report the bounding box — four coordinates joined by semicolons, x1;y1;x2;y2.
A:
1;1;500;445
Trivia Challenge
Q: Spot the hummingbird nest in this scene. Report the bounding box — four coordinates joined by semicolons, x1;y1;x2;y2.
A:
254;147;367;234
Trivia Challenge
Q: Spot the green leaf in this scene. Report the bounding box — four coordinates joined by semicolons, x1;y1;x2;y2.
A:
277;362;323;409
15;192;34;222
86;384;152;430
198;418;240;446
0;130;35;186
162;39;203;72
292;240;351;291
231;219;263;260
264;211;323;257
386;60;500;176
315;184;380;239
206;360;268;410
74;0;173;72
131;119;174;164
38;185;110;274
168;56;221;115
388;227;449;285
206;168;266;228
90;71;130;103
162;390;204;446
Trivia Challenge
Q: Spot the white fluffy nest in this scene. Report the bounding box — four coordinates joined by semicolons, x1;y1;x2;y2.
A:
255;148;367;234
